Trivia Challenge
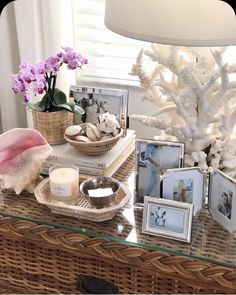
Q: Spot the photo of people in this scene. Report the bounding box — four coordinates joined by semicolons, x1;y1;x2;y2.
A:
161;167;204;215
150;206;166;227
217;185;232;220
173;178;193;203
149;204;185;234
135;140;184;204
208;169;236;232
136;143;161;203
70;86;128;132
142;197;193;242
74;92;108;123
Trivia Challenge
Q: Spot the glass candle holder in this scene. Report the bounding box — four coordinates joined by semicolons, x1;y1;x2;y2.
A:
49;164;79;203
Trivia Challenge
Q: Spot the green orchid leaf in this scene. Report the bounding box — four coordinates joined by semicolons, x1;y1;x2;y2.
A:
26;102;45;112
74;104;85;115
53;89;67;105
57;102;85;115
38;94;50;109
28;88;85;114
56;103;74;112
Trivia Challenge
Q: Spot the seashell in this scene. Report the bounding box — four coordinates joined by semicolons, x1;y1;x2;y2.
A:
86;123;102;141
80;130;86;136
65;125;82;137
74;135;92;143
0;128;52;194
97;112;121;136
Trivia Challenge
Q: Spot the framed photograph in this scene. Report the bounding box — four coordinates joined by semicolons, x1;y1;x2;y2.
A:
161;167;205;215
69;85;128;135
134;139;184;205
142;197;193;243
209;169;236;232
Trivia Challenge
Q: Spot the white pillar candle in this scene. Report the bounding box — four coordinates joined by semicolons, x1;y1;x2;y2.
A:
49;165;79;202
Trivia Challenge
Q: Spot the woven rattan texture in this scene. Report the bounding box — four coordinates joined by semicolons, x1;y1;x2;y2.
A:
32;110;73;145
0;218;235;293
0;153;236;293
0;154;236;266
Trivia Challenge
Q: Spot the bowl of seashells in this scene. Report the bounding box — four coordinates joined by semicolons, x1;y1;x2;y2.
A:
64;112;123;155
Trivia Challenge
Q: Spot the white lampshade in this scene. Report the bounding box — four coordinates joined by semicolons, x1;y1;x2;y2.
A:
105;0;236;46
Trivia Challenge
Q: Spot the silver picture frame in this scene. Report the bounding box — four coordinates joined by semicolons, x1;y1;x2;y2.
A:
134;139;184;206
161;167;206;215
69;85;128;135
142;197;193;243
209;169;236;232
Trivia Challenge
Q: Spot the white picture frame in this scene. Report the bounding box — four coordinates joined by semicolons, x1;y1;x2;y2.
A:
134;139;184;205
69;85;128;135
142;197;193;243
161;167;205;215
209;169;236;232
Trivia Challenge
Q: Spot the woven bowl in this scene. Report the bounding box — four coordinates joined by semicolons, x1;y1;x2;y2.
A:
64;123;123;155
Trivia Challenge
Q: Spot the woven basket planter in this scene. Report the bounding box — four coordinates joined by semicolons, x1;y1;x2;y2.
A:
32;110;73;145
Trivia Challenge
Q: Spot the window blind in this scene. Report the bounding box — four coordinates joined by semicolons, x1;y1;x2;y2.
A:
72;0;150;83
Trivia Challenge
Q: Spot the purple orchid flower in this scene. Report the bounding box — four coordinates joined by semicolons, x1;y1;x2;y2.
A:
12;46;88;112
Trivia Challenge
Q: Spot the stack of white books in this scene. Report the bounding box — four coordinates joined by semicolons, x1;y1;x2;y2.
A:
42;129;136;178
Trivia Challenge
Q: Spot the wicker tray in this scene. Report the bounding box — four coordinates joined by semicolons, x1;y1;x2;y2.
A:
34;178;130;222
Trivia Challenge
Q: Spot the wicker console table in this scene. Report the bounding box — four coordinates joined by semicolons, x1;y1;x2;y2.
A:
0;154;236;294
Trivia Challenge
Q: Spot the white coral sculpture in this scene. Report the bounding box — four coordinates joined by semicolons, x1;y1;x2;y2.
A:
130;44;236;176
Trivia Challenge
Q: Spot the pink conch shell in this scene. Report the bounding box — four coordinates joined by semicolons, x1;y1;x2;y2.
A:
0;128;52;194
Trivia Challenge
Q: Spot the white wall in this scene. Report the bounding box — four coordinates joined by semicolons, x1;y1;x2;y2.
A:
0;3;28;131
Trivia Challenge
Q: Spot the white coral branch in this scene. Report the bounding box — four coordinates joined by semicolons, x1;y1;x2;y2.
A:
131;44;236;175
130;115;169;130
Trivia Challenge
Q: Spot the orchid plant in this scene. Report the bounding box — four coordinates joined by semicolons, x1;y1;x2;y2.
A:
12;47;88;114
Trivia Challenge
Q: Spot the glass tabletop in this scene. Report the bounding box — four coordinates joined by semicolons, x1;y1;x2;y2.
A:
0;154;235;269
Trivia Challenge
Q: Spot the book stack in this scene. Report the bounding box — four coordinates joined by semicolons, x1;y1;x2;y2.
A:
42;129;136;178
